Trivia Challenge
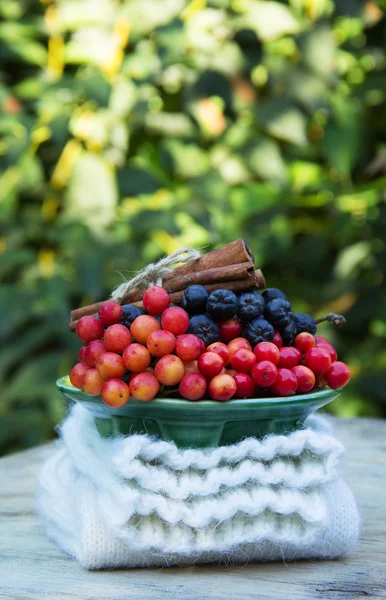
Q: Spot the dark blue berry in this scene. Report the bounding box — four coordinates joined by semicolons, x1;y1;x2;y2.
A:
187;314;220;346
281;319;297;345
237;291;264;321
265;299;293;330
243;318;274;347
120;304;144;328
206;289;239;321
262;288;287;304
181;285;208;315
294;313;317;335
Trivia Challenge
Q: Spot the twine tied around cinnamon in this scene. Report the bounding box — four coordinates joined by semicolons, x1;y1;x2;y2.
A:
110;248;202;303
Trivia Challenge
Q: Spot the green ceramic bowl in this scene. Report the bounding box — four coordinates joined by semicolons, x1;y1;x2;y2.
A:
56;376;341;449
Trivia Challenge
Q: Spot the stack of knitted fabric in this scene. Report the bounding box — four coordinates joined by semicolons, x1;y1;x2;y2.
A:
38;405;359;570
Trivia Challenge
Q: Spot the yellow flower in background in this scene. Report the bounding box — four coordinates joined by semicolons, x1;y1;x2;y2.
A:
51;140;82;189
38;249;56;278
151;231;180;255
181;0;206;21
103;18;131;80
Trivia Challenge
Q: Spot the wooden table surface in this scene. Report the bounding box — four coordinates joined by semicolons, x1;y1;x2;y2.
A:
0;417;385;600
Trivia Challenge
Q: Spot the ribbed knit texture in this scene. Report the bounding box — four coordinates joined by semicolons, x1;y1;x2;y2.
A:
37;405;360;570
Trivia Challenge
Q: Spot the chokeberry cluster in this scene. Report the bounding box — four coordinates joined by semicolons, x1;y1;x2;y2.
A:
70;284;351;406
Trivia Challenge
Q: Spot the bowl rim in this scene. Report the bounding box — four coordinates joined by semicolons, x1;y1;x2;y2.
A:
56;375;341;410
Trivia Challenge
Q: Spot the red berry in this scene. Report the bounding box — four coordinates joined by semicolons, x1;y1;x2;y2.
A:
315;335;329;345
122;343;151;372
271;368;298;396
147;330;176;357
233;373;255;398
206;342;230;365
175;334;203;362
278;347;302;369
143;286;171;315
219;318;243;343
161;307;189;336
70;362;89;389
305;347;331;375
227;337;252;358
85;340;106;367
198;352;224;379
272;331;283;348
96;352;126;379
253;341;280;365
291;365;315;393
251;361;278;388
230;348;256;373
103;324;132;354
179;373;207;401
83;368;105;396
78;346;87;363
130;315;160;345
294;332;315;353
101;378;130;407
317;342;338;363
324;361;351;389
76;316;104;344
208;374;237;401
129;372;159;401
155;354;185;386
98;301;123;326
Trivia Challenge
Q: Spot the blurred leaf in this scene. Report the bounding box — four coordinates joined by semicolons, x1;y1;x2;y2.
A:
258;99;308;146
0;323;56;381
0;249;36;279
285;70;328;111
4;40;47;66
145;112;195;137
230;184;281;219
161;140;210;178
324;97;362;177
334;242;373;279
0;286;35;338
63;152;118;232
240;1;300;42
289;161;324;191
117;166;162;196
245;138;288;184
302;25;335;76
4;353;62;404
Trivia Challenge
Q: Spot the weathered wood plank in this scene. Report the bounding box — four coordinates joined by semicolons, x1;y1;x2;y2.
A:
0;418;385;600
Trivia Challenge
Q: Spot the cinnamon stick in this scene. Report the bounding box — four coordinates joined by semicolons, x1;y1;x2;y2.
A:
164;261;254;291
69;269;266;331
71;259;256;323
171;238;254;277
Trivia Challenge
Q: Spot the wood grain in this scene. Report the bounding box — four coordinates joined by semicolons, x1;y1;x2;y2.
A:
0;417;385;600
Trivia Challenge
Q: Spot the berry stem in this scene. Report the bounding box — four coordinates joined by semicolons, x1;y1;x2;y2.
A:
315;313;347;327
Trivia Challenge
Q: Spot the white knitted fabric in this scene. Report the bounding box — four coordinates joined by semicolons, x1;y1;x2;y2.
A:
37;405;360;570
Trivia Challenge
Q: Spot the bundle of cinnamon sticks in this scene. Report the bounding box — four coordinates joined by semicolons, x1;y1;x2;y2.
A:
69;239;265;331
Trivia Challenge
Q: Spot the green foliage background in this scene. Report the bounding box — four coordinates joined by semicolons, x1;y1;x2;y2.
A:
1;0;386;454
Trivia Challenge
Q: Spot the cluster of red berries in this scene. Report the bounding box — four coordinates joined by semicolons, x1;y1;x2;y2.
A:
70;286;351;407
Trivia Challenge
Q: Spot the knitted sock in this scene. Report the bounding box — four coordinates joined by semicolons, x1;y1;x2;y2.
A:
37;405;360;570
